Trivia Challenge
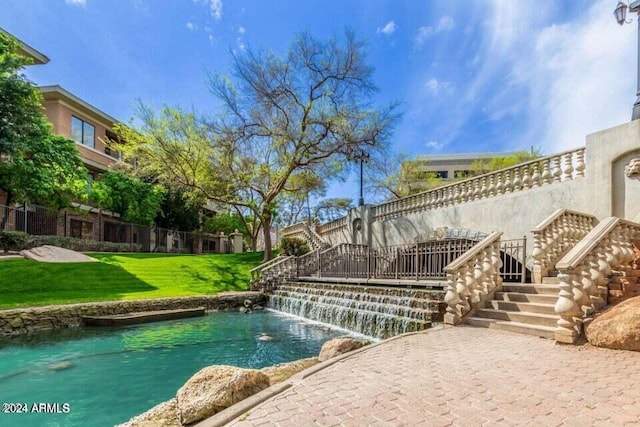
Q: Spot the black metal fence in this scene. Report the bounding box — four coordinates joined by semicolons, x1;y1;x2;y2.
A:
500;237;528;283
292;237;530;283
0;203;233;254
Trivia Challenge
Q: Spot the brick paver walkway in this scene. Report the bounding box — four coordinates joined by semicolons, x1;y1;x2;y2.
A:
227;326;640;426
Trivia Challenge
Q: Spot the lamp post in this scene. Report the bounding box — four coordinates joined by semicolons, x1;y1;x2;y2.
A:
615;1;640;120
356;149;370;206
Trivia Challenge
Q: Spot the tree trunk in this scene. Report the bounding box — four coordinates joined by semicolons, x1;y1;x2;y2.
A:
262;216;272;262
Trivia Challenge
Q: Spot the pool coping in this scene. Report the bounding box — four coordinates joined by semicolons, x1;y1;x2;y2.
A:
194;324;445;427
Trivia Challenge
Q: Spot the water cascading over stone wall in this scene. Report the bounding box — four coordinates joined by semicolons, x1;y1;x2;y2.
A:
268;282;446;339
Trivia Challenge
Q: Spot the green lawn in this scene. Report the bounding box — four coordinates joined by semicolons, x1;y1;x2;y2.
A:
0;252;264;309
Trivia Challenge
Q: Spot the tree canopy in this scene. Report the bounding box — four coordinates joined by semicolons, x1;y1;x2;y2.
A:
114;30;397;260
0;32;87;208
90;171;163;226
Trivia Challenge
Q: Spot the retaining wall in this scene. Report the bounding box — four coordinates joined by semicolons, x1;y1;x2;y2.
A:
0;292;267;336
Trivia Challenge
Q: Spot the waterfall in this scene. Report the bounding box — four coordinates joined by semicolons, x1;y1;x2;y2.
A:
268;282;446;339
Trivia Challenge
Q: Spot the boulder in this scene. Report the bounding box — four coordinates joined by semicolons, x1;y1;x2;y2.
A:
176;365;270;425
318;338;369;362
586;296;640;351
117;398;180;427
259;357;319;384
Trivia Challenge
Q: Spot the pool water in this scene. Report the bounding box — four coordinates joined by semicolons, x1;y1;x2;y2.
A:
0;310;350;426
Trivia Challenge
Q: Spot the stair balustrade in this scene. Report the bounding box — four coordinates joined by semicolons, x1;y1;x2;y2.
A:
443;231;504;325
531;209;598;282
554;217;640;343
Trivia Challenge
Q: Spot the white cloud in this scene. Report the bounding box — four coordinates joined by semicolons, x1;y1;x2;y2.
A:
426;140;446;151
377;21;396;35
415;16;455;47
195;0;222;20
424;78;451;95
186;22;197;31
236;37;246;51
238;26;245;34
65;0;86;6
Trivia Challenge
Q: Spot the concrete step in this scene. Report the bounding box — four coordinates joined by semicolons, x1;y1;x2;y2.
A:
474;308;558;328
542;277;560;285
502;283;559;295
494;292;558;304
487;300;556;315
465;317;556;339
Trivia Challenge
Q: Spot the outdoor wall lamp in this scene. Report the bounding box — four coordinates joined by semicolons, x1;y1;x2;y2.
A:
615;0;640;120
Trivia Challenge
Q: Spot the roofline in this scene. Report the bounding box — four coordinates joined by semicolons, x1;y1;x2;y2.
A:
414;151;521;161
0;28;50;65
38;85;120;126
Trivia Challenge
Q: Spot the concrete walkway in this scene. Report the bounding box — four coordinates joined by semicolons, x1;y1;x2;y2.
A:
225;326;640;426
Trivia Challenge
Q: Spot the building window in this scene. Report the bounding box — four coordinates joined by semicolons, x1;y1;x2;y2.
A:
71;116;95;149
433;170;449;179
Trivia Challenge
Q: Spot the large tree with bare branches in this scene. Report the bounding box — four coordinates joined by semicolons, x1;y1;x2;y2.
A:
115;31;397;261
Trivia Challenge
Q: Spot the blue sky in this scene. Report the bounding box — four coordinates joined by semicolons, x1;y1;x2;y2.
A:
2;0;637;203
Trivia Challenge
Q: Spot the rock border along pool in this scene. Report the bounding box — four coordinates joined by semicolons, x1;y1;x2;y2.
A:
0;292;267;336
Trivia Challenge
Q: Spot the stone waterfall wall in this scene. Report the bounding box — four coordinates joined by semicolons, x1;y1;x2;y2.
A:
0;292;267;336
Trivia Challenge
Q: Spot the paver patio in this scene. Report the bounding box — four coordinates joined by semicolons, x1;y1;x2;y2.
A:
224;326;640;426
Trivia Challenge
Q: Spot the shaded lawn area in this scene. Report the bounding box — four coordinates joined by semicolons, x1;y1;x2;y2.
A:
0;252;264;309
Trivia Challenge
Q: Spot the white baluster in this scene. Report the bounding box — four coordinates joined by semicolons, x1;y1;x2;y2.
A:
563;152;574;180
503;170;512;193
552;156;562;183
512;168;521;192
575;149;585;177
531;162;541;187
541;160;551;185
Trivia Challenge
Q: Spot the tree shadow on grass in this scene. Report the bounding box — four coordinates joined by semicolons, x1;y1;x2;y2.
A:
0;260;157;309
178;263;248;293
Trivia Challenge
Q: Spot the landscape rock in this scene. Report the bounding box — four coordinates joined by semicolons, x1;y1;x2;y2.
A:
20;245;97;263
117;398;180;427
318;338;369;361
176;365;270;425
586;296;640;351
259;357;318;384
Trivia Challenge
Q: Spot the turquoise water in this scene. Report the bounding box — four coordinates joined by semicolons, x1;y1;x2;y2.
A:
0;310;349;426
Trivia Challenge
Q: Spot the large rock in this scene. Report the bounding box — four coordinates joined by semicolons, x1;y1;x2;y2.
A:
586;296;640;351
176;365;270;425
318;338;369;362
117;398;180;427
259;357;319;384
20;245;97;263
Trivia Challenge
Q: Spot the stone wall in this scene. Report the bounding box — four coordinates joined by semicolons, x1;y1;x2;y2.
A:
0;292;267;336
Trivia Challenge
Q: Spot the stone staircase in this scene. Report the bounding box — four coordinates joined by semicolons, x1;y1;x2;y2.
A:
465;277;560;339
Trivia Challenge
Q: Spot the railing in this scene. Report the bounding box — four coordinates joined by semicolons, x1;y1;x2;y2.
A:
531;209;597;283
372;147;586;221
280;222;306;240
0;204;59;236
256;255;297;291
316;216;347;236
0;203;230;254
444;231;504;325
554;217;640;343
500;237;528;283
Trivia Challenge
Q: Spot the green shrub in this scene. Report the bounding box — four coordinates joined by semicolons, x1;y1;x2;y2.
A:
0;231;29;253
27;235;141;252
279;236;310;256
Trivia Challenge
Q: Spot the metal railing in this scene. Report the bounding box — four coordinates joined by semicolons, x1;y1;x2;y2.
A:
499;237;528;283
0;203;235;254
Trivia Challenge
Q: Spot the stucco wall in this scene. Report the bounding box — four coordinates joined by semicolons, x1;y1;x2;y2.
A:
369;178;589;250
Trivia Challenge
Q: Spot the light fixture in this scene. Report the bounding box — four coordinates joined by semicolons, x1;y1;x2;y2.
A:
615;1;629;25
615;0;640;120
